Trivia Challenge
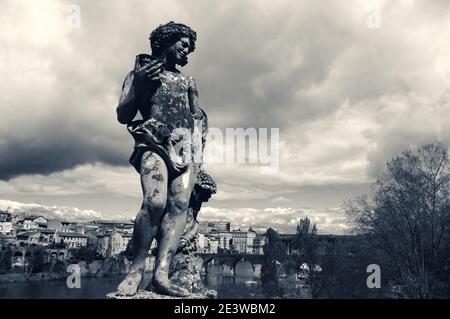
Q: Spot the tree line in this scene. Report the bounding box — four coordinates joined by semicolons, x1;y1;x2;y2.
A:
261;142;450;299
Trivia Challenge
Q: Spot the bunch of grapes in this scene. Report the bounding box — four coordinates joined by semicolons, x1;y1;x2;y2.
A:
195;169;217;195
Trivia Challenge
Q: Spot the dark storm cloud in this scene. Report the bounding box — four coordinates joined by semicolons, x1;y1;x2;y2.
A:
1;0;450;186
183;0;357;130
0;0;361;180
0;137;127;180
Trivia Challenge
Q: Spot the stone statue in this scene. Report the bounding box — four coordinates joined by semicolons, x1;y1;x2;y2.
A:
114;22;216;297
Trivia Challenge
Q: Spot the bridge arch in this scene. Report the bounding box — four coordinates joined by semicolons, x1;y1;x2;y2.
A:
202;257;224;274
13;251;24;259
47;249;67;263
232;257;256;276
196;253;263;278
12;250;25;268
49;252;57;263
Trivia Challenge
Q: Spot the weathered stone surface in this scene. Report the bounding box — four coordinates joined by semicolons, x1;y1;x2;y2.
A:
107;252;217;299
169;252;214;296
114;23;217;298
106;289;216;299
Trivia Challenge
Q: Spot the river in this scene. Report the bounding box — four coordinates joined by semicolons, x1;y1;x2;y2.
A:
0;274;262;299
0;262;263;299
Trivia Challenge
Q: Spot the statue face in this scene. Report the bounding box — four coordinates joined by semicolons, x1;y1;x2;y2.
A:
167;36;191;66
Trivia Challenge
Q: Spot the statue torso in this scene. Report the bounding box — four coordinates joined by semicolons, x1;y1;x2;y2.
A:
139;70;195;133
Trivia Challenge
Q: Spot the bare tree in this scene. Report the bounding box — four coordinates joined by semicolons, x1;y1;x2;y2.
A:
261;228;289;298
294;217;322;297
295;217;318;263
346;142;450;298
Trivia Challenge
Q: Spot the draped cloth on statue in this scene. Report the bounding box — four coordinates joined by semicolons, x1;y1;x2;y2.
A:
127;110;208;179
118;66;208;179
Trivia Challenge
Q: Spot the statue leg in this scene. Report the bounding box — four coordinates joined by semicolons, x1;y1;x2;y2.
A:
117;151;168;296
181;208;200;245
152;163;198;297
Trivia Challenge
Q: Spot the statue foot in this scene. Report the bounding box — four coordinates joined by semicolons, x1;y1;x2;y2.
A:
152;277;190;297
117;269;143;296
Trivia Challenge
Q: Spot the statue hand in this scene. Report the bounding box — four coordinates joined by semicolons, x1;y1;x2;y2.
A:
135;60;163;84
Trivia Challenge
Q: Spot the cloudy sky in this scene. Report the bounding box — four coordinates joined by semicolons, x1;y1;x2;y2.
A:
1;0;450;234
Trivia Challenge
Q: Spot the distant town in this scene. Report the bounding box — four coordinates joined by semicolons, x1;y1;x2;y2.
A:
0;208;375;299
0;209;279;269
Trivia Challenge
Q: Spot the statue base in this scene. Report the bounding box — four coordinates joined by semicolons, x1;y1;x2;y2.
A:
107;252;217;299
106;289;217;299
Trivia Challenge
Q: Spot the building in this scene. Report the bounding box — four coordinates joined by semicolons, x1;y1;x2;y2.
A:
83;223;100;233
54;232;88;248
41;229;55;244
61;221;74;232
32;216;47;224
0;211;12;222
252;235;266;254
98;231;132;258
0;222;13;234
213;221;231;231
22;220;37;230
24;215;48;224
197;232;206;250
22;216;48;230
217;230;233;251
0;233;16;244
47;219;62;231
67;224;89;235
228;228;265;254
11;213;25;223
245;229;257;254
16;231;41;245
109;231;132;256
231;230;248;253
95;220;133;230
16;230;54;245
198;235;219;254
208;238;219;254
199;220;231;233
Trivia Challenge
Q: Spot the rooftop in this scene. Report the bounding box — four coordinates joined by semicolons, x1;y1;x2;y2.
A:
24;215;46;221
17;231;42;237
58;232;87;238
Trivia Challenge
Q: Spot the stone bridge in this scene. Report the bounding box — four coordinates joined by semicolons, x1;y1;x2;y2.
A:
11;247;68;268
195;253;265;278
11;247;29;268
47;248;68;263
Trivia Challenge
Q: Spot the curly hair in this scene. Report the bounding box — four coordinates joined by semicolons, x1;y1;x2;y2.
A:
149;21;197;56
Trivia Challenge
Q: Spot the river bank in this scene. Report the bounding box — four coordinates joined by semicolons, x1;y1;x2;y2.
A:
0;271;123;285
0;272;66;284
0;274;263;299
0;255;130;284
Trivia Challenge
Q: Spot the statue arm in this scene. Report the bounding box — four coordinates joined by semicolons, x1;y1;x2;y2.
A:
188;77;203;119
189;77;209;152
117;71;139;124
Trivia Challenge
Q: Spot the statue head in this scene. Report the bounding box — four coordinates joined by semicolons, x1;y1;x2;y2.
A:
150;21;197;67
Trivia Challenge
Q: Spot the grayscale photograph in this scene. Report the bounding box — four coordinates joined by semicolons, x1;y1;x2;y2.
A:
0;0;450;307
